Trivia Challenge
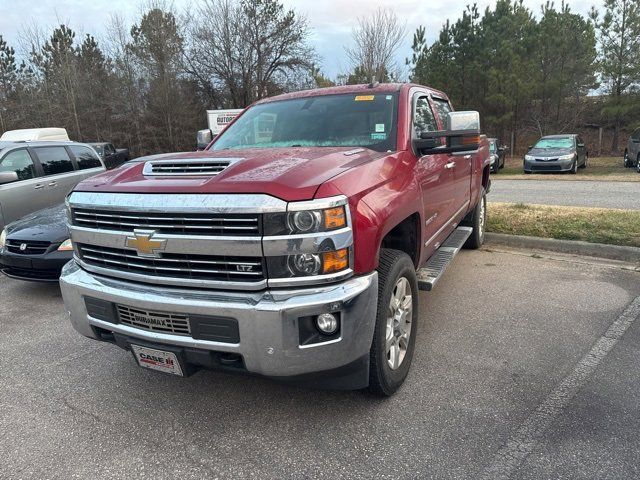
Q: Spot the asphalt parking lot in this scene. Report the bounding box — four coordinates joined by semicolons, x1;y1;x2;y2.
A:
2;248;640;479
490;179;640;209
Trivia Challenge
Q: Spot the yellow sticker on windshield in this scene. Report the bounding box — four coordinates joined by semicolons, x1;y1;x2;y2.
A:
355;95;375;101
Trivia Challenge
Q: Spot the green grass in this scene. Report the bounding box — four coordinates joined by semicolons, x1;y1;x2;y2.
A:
497;156;640;181
487;202;640;248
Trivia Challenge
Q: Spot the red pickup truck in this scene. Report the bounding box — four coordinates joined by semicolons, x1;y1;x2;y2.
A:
60;83;490;395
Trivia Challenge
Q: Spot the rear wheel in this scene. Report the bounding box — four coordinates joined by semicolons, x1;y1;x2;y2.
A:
624;151;631;168
463;189;486;249
637;155;640;173
368;249;419;396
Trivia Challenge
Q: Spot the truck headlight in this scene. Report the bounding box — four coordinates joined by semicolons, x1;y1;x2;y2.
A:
0;229;6;249
267;248;350;278
558;154;575;161
264;206;347;235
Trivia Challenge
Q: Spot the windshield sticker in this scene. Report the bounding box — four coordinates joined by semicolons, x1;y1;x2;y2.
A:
355;95;375;101
375;124;385;133
371;133;387;140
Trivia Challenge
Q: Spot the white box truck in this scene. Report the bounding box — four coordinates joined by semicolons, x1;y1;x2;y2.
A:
197;109;243;150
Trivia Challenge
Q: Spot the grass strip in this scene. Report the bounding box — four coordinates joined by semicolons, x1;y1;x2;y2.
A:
487;202;640;248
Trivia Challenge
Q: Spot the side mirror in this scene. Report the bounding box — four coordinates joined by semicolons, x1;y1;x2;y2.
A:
528;145;534;149
196;129;213;150
577;143;585;148
0;171;19;185
414;111;481;155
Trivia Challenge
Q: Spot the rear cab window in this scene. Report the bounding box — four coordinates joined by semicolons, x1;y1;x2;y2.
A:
32;146;75;176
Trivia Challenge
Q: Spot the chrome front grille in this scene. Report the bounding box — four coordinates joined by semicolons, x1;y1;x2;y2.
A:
6;239;51;255
116;305;190;335
143;158;235;176
76;244;264;283
71;208;260;236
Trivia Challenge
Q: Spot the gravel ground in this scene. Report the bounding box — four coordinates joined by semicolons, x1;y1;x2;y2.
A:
489;179;640;210
1;248;640;479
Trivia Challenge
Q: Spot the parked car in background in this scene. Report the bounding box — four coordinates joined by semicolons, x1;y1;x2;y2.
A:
488;138;505;173
623;127;639;169
88;142;129;169
0;141;105;230
0;127;70;142
523;134;587;174
0;204;71;282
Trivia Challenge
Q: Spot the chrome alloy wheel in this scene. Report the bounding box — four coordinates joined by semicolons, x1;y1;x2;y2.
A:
478;196;486;239
386;277;413;370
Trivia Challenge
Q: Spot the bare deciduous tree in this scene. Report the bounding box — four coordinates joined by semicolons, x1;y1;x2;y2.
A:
184;0;313;108
345;8;406;83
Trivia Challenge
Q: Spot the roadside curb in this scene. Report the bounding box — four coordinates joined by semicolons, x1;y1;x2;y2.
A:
485;233;640;264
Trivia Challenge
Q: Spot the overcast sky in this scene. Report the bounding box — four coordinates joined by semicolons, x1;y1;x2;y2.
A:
0;0;597;78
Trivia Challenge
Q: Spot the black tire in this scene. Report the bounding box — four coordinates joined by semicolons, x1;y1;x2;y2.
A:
368;249;419;397
463;189;486;249
524;170;531;174
570;159;578;174
579;154;587;169
624;151;631;168
637;156;640;174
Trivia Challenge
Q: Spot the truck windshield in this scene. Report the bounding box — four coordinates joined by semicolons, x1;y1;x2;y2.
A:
211;93;398;152
534;137;573;149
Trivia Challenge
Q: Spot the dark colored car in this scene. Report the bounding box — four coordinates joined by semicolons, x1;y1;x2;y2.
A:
488;138;506;173
524;134;587;174
623;127;640;169
88;142;129;170
0;203;72;282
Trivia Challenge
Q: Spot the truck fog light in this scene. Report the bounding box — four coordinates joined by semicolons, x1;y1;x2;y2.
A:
316;313;338;335
289;253;321;276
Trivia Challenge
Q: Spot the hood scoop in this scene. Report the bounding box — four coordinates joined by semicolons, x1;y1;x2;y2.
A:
142;157;243;176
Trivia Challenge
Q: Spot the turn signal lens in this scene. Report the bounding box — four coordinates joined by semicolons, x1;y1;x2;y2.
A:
0;229;6;249
57;239;74;251
322;248;349;274
323;207;346;230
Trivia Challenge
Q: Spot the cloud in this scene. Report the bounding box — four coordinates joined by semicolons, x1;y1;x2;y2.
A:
0;0;598;77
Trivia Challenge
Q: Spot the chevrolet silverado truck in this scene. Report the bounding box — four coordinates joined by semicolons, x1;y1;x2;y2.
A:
60;83;490;396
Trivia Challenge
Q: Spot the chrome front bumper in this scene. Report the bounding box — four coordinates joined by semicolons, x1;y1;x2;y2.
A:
60;261;378;380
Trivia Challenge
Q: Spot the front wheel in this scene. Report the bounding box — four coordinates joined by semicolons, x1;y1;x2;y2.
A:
636;156;640;173
368;249;419;396
580;154;588;169
624;151;631;168
570;159;578;174
463;189;486;249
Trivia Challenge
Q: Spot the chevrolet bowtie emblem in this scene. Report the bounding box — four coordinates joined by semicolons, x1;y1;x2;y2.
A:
125;230;167;258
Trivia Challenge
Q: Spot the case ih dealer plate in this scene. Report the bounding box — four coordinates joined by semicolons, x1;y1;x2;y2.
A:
131;345;184;376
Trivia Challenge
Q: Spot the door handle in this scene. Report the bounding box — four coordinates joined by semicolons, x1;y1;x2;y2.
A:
444;161;456;170
48;182;57;187
34;184;44;190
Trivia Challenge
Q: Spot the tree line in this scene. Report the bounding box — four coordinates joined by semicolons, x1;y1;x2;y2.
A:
0;0;638;156
408;0;640;153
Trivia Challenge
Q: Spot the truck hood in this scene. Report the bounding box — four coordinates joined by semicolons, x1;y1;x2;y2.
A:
74;147;384;202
